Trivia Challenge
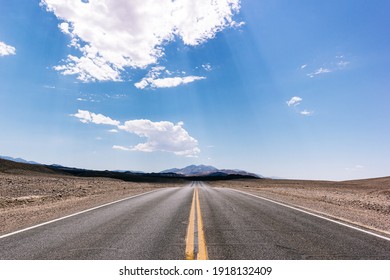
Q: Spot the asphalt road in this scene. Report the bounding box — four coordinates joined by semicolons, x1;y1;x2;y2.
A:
1;182;389;259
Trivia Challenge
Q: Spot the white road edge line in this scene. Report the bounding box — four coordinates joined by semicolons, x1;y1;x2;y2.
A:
0;189;163;240
230;188;390;242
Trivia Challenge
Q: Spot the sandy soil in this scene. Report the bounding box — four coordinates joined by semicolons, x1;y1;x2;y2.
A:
0;173;180;235
208;178;390;235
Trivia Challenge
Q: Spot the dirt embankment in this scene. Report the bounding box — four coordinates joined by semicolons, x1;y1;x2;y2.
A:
208;178;390;234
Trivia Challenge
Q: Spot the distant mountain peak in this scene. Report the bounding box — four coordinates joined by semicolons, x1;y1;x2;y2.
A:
0;155;41;165
161;164;218;175
160;164;261;178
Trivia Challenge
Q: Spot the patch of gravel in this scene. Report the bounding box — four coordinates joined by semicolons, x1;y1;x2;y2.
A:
208;178;390;234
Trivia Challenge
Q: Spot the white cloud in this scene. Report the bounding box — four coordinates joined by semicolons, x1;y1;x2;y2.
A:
300;110;313;116
58;22;71;35
108;129;119;133
134;79;150;90
53;53;122;82
230;20;245;28
118;119;200;156
72;109;120;126
0;41;16;56
152;76;206;88
41;0;242;82
136;76;206;89
134;66;205;89
113;145;131;151
73;110;200;157
303;55;351;79
76;92;107;103
202;63;213;71
307;67;332;78
337;61;350;68
287;96;314;116
287;96;302;107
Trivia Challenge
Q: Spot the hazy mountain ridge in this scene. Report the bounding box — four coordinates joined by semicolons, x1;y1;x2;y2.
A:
0;155;41;165
0;157;259;181
1;157;261;179
161;164;218;175
161;164;261;178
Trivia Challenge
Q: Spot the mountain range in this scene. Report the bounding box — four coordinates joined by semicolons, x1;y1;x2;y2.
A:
0;156;260;179
161;164;261;178
0;155;41;165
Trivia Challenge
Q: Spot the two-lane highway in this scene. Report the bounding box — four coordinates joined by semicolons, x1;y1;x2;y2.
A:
0;186;194;259
1;182;389;259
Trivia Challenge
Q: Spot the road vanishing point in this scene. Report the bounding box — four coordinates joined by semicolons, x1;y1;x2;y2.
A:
1;182;389;259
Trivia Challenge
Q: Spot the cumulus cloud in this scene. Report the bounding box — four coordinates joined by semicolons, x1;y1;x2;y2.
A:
73;109;200;157
41;0;242;82
0;41;16;56
118;119;200;156
287;96;302;107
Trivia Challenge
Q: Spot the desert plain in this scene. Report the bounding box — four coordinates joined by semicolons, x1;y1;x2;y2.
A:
1;159;389;237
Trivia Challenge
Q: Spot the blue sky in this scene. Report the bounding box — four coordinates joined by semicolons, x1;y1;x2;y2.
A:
1;0;389;180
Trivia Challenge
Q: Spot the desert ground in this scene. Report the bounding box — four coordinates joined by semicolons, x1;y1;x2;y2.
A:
1;159;389;236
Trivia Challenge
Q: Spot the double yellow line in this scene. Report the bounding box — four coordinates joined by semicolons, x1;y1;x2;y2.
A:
185;188;208;260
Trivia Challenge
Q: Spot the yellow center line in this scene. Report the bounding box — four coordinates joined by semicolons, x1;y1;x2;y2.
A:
195;188;208;260
185;189;196;260
185;186;208;260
